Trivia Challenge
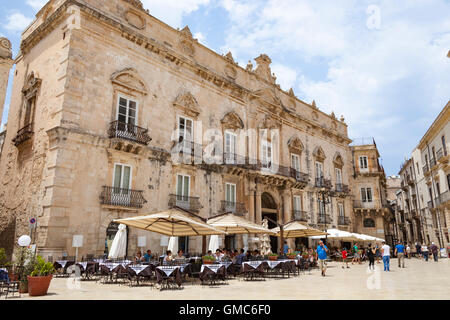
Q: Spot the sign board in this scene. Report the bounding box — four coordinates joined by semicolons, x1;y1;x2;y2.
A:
138;236;147;247
160;236;169;247
29;218;37;229
377;229;384;234
440;248;448;258
72;235;83;248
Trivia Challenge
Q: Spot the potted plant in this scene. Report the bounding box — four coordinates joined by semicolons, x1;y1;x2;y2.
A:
27;255;55;296
202;255;215;265
302;252;309;260
287;252;297;260
268;253;278;261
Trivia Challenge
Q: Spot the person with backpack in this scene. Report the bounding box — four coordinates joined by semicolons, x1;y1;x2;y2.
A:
367;243;376;271
430;242;439;262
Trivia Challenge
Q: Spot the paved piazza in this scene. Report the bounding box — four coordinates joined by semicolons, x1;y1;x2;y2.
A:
18;259;449;300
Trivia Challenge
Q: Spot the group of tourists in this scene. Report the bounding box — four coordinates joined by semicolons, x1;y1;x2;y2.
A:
414;242;441;262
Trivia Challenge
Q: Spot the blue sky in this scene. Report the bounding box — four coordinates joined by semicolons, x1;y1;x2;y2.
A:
1;0;450;176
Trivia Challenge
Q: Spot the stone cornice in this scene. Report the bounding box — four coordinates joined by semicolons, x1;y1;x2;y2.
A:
417;100;449;150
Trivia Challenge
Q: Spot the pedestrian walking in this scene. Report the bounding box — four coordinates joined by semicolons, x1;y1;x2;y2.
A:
316;240;329;277
406;243;411;259
367;244;376;270
422;243;429;261
415;242;422;259
352;243;360;265
341;247;349;269
395;241;405;268
375;244;381;264
430;242;439;262
381;241;391;272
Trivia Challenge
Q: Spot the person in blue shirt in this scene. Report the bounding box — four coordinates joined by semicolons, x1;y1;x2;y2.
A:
283;241;289;255
394;241;405;268
316;240;329;277
233;249;246;265
143;250;153;262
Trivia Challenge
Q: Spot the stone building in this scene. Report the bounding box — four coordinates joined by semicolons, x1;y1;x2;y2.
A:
0;0;355;260
0;37;14;128
386;175;401;243
350;139;393;245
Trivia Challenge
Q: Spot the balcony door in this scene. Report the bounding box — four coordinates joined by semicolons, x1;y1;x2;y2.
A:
117;95;138;136
293;195;302;220
224;131;237;164
361;187;373;208
113;164;132;205
178;116;193;154
315;161;323;186
225;183;236;213
261;139;273;169
291;154;301;178
176;174;190;208
335;168;342;191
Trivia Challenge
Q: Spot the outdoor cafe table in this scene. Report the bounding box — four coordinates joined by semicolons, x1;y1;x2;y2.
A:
199;264;228;284
155;266;183;288
127;265;153;285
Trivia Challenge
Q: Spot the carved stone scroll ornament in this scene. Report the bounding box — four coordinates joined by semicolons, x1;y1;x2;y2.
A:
287;136;304;154
221;112;244;130
125;9;146;30
0;37;12;59
22;72;42;99
173;91;200;118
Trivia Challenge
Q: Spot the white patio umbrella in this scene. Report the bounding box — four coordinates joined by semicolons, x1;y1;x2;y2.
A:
208;235;220;252
108;224;127;259
310;228;359;241
167;236;178;253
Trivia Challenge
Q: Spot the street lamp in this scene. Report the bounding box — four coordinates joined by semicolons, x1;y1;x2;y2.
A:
317;179;332;243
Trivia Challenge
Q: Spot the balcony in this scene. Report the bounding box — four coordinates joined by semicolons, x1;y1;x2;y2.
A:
218;201;246;215
315;177;332;189
353;200;377;209
423;164;430;176
13;123;33;147
168;194;202;212
427;200;433;210
108;121;152;145
334;183;349;195
338;216;350;226
289;168;309;185
437;148;449;164
406;175;414;186
100;186;147;209
317;214;332;224
429;157;437;168
292;210;309;222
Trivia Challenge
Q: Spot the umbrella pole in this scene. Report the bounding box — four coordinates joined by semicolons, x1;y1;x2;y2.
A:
280;226;284;255
202;235;206;255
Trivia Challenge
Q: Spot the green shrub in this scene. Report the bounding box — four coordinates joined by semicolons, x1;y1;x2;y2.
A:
268;253;278;257
30;256;55;277
0;248;10;266
202;255;216;261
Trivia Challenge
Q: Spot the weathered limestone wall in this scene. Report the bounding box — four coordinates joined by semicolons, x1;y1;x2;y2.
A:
0;38;13;128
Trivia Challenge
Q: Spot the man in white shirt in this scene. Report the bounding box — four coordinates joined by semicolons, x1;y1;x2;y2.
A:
381;241;391;272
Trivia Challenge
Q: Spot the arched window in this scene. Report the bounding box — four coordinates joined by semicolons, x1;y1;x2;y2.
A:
363;218;375;228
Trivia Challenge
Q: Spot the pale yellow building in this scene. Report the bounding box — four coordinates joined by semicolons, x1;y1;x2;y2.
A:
0;0;356;260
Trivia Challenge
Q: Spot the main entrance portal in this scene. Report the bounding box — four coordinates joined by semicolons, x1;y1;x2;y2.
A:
261;193;278;253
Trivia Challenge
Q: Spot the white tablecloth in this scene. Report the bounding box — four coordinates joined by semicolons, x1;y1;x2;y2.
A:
100;263;122;271
128;265;151;275
200;264;227;273
243;261;264;269
76;262;88;270
156;266;180;276
56;260;69;268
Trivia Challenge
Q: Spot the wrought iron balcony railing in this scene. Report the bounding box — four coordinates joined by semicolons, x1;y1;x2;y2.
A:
315;177;332;189
338;216;350;225
292;210;309;222
335;183;349;193
427;200;433;209
423;164;429;175
13;123;34;146
218;201;246;215
317;214;332;224
168;194;202;212
100;186;147;208
353;200;376;209
430;157;436;168
290;168;309;184
108;121;152;145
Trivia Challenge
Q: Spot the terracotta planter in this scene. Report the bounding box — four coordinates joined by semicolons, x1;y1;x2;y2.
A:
268;256;278;261
27;275;53;297
19;281;28;293
287;255;296;260
203;260;214;265
8;272;18;282
302;255;309;260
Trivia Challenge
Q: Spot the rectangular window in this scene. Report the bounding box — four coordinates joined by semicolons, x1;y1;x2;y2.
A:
359;156;368;170
318;200;325;216
225;183;236;203
176;174;190;201
315;161;323;178
117;96;137;126
361;187;373;203
225;131;237;163
338;203;344;217
261;139;272;168
113;164;131;191
367;188;373;202
442;135;447;156
178;116;193;142
335;168;342;185
291;154;300;172
293;195;302;211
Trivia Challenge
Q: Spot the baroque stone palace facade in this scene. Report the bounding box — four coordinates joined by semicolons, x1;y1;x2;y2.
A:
0;0;384;259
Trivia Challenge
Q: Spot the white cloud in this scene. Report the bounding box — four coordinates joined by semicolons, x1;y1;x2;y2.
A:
142;0;210;28
26;0;48;11
219;0;450;173
3;13;33;32
194;32;207;45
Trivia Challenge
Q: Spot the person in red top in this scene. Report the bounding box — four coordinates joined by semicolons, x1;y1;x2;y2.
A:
341;248;349;269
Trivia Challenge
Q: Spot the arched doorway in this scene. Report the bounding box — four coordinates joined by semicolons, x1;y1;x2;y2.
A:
261;192;278;253
105;221;129;257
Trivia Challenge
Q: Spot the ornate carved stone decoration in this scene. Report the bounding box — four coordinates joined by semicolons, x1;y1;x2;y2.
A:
333;152;344;168
123;0;147;12
225;65;237;80
179;26;196;57
287;136;304;154
311;100;318;109
221;112;244;130
252;87;282;113
288;88;295;97
111;68;148;95
246;60;253;72
125;9;146;30
312;111;319;121
340;115;346;123
313;146;326;162
258;114;281;130
0;37;12;59
254;54;276;83
173;91;200;118
22;72;42;99
225;51;235;63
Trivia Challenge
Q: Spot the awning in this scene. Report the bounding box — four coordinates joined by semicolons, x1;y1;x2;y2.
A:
113;207;227;237
270;221;329;238
207;213;276;235
310;228;359;241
